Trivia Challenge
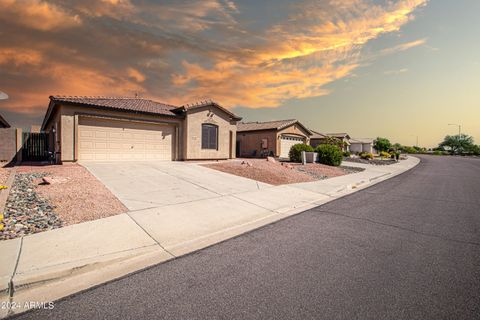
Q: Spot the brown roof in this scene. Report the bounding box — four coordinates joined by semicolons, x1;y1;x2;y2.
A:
50;96;178;116
309;130;327;139
172;100;242;121
42;96;241;129
325;133;351;139
237;119;312;135
0;114;10;128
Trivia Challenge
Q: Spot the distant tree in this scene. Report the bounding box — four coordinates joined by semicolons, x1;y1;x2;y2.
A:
392;143;403;151
402;146;417;154
323;136;343;149
374;137;391;153
439;134;474;154
467;144;480;155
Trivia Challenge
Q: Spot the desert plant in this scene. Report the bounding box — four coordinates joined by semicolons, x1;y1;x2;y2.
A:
315;144;343;166
433;150;443;156
288;143;314;162
343;151;351;157
379;151;390;158
360;152;374;160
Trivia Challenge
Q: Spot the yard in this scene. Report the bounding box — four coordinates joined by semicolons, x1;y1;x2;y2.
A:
203;159;363;185
1;163;127;240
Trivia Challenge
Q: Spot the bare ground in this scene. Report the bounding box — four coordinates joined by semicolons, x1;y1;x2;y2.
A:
16;163;127;225
203;159;353;185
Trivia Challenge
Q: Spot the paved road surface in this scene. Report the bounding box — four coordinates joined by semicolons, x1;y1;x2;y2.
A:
16;155;480;319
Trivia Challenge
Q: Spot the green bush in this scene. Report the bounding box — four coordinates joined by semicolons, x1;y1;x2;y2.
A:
288;143;314;162
433;150;442;156
360;152;374;160
379;151;390;158
315;144;343;166
343;151;351;157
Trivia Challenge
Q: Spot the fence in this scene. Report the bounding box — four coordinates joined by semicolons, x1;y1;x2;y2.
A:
22;132;50;161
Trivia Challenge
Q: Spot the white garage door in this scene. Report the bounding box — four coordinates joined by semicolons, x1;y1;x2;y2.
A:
280;135;305;158
78;117;174;161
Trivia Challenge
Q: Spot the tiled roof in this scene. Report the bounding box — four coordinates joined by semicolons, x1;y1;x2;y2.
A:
237;119;299;132
49;96;178;117
173;100;242;120
350;138;374;144
0;114;10;128
325;133;350;139
309;130;327;139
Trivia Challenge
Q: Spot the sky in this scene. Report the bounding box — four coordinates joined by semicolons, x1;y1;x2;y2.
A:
0;0;479;147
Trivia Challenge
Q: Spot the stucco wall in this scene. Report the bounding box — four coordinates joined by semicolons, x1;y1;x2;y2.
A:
183;106;237;160
55;104;184;162
236;130;277;158
0;128;17;162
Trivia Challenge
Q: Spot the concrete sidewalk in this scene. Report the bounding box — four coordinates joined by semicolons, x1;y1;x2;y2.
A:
0;157;419;318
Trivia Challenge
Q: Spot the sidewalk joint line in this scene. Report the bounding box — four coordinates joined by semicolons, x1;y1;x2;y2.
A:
125;212;176;258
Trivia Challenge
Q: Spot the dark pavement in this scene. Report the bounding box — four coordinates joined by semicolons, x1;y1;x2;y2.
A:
16;155;480;319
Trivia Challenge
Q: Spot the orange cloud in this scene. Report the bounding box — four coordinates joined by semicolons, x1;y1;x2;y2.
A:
0;0;81;31
172;0;428;108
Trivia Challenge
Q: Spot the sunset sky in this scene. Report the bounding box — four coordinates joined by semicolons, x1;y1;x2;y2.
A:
1;0;479;147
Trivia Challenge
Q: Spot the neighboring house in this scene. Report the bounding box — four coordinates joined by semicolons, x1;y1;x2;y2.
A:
236;119;312;159
349;138;376;154
309;131;351;152
0;114;10;128
41;96;242;162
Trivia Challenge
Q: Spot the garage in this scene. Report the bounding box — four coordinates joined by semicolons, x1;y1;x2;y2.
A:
78;117;174;161
279;135;305;158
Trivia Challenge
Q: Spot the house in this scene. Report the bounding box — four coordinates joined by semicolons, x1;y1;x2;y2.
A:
310;131;351;152
0;114;10;128
349;138;376;154
41;96;242;162
236;119;312;159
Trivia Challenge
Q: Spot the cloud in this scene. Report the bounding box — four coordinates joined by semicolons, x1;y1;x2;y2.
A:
0;0;428;125
0;0;81;31
173;0;428;107
380;38;427;56
384;68;408;75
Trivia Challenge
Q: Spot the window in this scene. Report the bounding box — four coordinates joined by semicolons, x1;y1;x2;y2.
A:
202;124;218;150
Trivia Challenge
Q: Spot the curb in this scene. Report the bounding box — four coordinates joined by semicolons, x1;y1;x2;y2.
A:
2;157;420;318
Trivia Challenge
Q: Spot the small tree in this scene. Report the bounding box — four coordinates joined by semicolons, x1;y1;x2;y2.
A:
439;134;474;154
374;137;391;153
315;144;343;166
288;143;314;162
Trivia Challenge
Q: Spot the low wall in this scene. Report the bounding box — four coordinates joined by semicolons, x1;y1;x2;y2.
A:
0;128;17;163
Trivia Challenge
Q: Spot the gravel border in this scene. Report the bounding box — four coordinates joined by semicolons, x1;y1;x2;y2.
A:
0;172;63;240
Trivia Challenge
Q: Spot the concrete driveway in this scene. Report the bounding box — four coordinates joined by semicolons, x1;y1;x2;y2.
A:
83;161;271;211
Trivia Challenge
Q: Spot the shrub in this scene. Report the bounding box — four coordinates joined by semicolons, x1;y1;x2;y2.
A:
343;151;351;157
360;152;374;160
315;144;343;166
433;150;442;156
379;151;390;158
288;143;314;162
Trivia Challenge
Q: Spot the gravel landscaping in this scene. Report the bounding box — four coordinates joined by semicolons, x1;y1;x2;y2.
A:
203;159;361;185
0;164;128;240
344;157;398;166
1;172;62;240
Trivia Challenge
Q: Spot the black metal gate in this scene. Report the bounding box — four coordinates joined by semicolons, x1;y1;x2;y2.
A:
22;132;50;161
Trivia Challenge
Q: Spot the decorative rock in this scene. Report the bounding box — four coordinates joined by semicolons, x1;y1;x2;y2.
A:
266;156;276;163
0;172;63;241
41;176;68;185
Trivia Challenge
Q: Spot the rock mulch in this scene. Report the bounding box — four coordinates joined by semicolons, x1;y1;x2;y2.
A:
344;157;397;166
0;172;63;241
203;159;360;185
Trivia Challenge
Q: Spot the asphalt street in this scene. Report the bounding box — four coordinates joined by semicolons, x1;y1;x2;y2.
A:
16;155;480;319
